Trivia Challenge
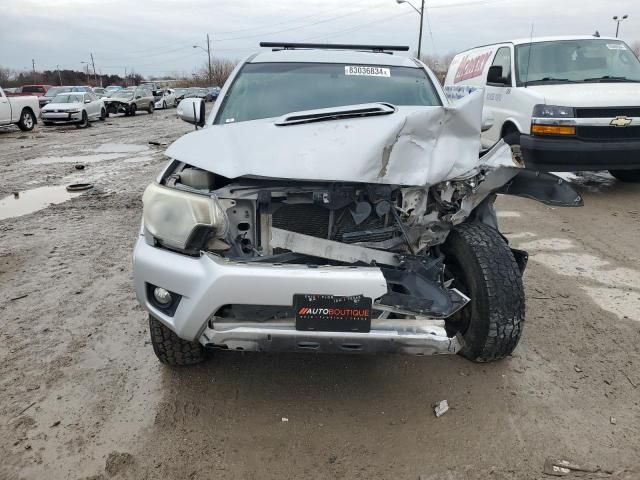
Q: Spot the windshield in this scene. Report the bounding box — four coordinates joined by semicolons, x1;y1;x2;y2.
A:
45;87;72;97
52;94;84;103
215;62;441;125
516;39;640;85
113;91;134;99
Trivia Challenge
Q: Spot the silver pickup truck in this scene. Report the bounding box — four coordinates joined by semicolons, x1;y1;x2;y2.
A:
0;86;40;131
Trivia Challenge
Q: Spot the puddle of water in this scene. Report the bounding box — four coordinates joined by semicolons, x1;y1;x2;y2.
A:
94;143;149;153
0;186;82;221
27;153;124;165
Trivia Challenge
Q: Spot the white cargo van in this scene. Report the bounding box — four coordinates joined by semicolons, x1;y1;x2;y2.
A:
444;35;640;182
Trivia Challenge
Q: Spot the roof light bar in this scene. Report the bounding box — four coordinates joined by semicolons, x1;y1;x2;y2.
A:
259;42;410;53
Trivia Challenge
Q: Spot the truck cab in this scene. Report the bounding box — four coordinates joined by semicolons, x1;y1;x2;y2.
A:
444;35;640;182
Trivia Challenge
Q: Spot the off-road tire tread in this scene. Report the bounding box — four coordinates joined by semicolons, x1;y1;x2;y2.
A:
149;315;205;366
445;222;525;362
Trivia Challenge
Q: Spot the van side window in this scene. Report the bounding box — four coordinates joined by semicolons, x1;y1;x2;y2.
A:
489;47;512;86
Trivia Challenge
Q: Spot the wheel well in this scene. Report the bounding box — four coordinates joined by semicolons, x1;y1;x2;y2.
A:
21;107;36;121
501;121;519;139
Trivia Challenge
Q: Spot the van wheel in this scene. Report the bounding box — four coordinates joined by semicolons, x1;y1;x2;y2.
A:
148;315;205;366
442;222;525;362
17;109;36;131
503;131;523;167
609;169;640;183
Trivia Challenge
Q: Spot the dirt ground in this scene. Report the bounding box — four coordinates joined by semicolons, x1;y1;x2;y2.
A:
1;111;639;480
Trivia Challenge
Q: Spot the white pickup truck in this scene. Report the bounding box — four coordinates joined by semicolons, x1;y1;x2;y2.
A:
0;86;40;131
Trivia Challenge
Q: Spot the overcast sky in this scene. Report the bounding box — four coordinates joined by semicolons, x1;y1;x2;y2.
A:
1;0;639;78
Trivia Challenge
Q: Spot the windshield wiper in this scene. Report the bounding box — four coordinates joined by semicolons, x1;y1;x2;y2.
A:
526;77;578;84
583;75;640;83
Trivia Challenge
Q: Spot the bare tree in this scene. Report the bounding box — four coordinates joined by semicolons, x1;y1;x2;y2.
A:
0;66;15;86
194;58;237;87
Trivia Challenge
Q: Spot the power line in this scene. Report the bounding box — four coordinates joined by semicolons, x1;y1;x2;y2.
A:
215;2;389;42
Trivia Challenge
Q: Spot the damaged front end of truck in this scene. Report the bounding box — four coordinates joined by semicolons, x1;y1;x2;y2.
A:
134;91;582;363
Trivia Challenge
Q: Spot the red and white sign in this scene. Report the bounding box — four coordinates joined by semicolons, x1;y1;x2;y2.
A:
454;51;493;83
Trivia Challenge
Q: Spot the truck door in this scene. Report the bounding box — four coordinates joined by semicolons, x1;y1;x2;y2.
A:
483;46;515;146
0;89;11;125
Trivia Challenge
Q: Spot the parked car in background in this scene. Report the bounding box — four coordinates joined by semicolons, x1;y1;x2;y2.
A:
0;86;40;130
444;35;640;182
105;85;123;92
186;87;212;102
154;88;177;109
40;91;106;128
140;82;163;95
93;87;107;97
173;88;189;104
208;86;221;100
104;88;155;116
20;85;51;97
39;86;75;108
3;87;19;94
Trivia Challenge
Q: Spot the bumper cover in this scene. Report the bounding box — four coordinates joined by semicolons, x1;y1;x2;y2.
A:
520;134;640;171
133;236;388;341
133;237;462;355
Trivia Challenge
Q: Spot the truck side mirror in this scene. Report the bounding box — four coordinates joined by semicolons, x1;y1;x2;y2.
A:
487;65;507;86
177;98;206;129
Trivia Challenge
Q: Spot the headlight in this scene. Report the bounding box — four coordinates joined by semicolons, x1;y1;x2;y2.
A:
67;109;81;113
532;104;575;118
142;183;229;251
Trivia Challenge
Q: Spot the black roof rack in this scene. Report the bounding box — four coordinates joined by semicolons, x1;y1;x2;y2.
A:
259;42;409;53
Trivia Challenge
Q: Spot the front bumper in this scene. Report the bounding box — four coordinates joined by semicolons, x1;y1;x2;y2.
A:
133;236;461;356
521;134;640;171
41;112;83;123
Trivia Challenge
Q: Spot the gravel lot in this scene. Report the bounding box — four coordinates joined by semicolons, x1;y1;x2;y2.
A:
1;111;639;480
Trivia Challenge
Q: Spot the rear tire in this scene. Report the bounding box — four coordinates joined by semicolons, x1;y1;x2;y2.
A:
17;109;36;131
147;102;154;114
162;101;167;109
609;169;640;183
99;108;106;121
129;103;137;116
148;315;205;366
442;222;525;362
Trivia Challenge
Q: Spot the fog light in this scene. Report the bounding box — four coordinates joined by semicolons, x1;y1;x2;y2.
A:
153;287;172;305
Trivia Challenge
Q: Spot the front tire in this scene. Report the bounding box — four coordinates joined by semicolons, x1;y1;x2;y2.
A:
442;222;525;362
162;101;167;110
148;315;205;366
99;108;106;121
609;169;640;183
129;103;137;116
76;111;89;129
17;109;36;131
147;102;154;114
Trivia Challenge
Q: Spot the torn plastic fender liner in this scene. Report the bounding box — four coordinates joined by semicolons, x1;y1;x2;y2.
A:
496;170;583;207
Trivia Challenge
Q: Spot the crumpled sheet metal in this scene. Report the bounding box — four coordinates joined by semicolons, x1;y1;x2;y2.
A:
166;91;490;187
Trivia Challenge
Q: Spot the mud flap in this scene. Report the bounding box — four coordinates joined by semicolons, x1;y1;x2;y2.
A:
496;170;583;207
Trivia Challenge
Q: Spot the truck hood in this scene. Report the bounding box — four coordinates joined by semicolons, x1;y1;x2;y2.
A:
42;102;83;111
166;91;488;187
527;82;640;107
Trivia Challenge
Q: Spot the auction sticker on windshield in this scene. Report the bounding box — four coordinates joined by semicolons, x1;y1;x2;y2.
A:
345;66;391;77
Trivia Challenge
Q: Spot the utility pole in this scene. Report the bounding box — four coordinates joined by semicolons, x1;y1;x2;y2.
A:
124;68;127;87
90;53;97;86
207;33;212;86
56;64;62;85
32;59;36;83
417;0;425;60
